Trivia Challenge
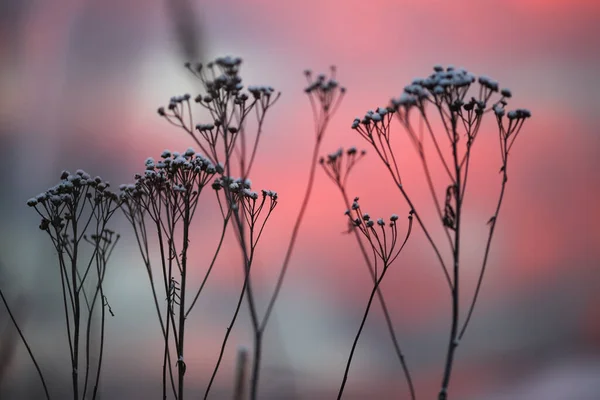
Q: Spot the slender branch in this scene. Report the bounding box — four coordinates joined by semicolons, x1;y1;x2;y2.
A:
339;189;416;400
459;156;509;340
438;114;461;400
0;285;51;400
260;122;326;332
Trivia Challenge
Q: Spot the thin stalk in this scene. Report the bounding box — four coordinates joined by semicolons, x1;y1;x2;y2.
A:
337;264;389;399
91;288;106;400
260;128;326;331
459;156;509;340
177;199;191;399
438;116;461;400
71;217;80;400
0;286;51;400
204;260;253;400
339;187;415;400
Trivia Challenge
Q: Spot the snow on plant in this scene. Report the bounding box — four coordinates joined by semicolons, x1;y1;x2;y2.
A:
8;57;532;400
336;199;414;399
119;148;223;399
26;170;120;400
330;65;531;399
320;149;416;399
127;56;345;400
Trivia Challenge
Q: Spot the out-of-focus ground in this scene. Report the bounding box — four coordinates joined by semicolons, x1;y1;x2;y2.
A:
1;0;599;398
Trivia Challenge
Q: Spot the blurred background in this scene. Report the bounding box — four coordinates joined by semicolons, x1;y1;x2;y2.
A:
1;0;599;398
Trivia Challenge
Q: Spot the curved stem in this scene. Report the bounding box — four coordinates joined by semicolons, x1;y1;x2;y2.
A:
185;214;231;318
398;185;453;290
0;286;51;400
459;158;508;340
339;187;416;400
203;263;252;399
260;130;325;331
337;263;391;399
438;116;461;400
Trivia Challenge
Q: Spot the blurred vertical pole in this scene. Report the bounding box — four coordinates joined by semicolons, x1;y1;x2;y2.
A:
233;347;248;400
165;0;204;63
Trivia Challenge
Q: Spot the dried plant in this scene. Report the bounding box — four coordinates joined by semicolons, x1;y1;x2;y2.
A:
26;170;120;400
11;58;532;400
341;65;531;398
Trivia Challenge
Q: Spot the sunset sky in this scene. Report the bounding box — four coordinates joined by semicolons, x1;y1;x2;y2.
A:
1;0;599;398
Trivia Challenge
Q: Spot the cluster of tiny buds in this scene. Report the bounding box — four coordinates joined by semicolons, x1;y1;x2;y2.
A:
386;65;517;113
119;148;220;200
493;106;532;120
304;67;346;95
145;148;220;175
184;56;243;77
27;169;117;208
345;197;400;228
319;146;366;164
351;107;393;129
158;56;278;117
247;85;276;100
211;176;278;202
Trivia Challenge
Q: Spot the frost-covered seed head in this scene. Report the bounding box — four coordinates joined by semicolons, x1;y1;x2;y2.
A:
390;214;399;221
478;75;499;92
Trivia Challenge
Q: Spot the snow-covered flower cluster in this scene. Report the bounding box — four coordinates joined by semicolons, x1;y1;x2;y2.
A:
345;198;402;231
211;175;278;233
27;169;119;233
351;107;394;130
343;198;411;264
304;66;346;114
158;56;282;172
119;148;217;205
320;146;367;188
371;65;532;123
212;175;278;205
349;65;531;182
187;56;277;104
